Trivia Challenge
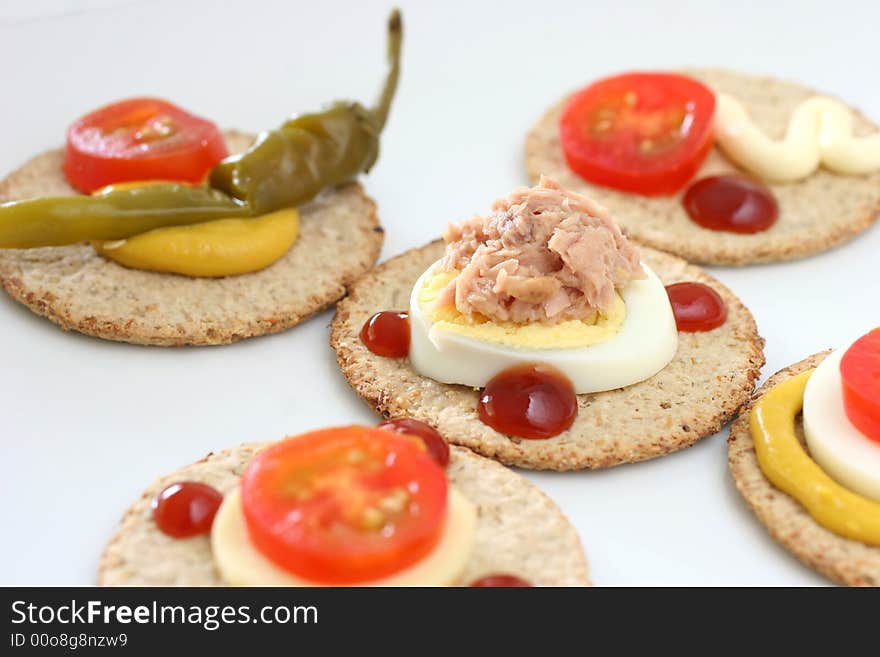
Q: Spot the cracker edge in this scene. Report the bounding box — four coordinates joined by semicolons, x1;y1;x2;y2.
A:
330;240;766;471
96;443;591;587
0;136;384;346
727;351;880;586
523;68;880;266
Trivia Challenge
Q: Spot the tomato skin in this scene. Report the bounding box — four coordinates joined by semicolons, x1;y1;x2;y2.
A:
378;418;450;466
241;426;448;584
63;97;228;193
840;328;880;443
152;481;223;538
559;72;716;196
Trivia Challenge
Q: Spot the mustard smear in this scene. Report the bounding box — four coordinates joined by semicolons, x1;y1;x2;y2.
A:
749;369;880;545
93;207;299;277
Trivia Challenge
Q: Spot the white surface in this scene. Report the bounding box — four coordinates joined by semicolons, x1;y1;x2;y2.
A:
1;0;878;586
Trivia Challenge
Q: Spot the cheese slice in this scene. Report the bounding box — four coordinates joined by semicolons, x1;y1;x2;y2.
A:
211;487;477;586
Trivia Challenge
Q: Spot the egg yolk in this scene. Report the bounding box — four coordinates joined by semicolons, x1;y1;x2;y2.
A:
418;270;626;350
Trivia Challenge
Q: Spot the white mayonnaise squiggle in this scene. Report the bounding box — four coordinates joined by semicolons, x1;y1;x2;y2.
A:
714;93;880;182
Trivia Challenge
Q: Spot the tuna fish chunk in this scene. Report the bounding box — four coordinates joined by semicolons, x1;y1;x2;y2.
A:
440;177;642;324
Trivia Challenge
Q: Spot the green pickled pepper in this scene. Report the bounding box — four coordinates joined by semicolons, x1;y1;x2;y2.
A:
0;9;402;249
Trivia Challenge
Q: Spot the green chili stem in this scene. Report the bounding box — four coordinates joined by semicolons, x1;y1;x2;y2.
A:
373;9;403;131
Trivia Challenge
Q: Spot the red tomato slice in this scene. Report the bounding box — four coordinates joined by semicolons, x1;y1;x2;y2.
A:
63;97;228;193
840;328;880;443
559;72;716;195
241;426;448;584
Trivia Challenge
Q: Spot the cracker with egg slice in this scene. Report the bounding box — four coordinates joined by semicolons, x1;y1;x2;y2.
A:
98;442;589;586
728;353;880;586
0;131;384;346
330;240;765;471
525;69;880;265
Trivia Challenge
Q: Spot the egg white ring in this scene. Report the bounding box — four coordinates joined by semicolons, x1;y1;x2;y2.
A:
803;342;880;502
409;260;679;394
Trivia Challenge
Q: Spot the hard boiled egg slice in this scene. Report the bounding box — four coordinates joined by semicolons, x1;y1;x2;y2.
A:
803;342;880;501
409;261;678;394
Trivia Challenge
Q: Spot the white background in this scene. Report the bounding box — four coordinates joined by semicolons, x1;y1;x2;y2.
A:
1;0;878;586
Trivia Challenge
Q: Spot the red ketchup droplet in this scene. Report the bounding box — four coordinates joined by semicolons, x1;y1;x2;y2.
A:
360;311;410;358
378;418;450;466
683;175;778;234
478;364;577;439
471;574;533;587
152;481;223;538
665;282;727;332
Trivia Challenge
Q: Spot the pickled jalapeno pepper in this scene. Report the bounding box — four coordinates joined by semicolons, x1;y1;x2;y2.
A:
0;10;402;249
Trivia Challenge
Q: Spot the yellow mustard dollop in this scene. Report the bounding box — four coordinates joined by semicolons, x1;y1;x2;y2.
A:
418;269;626;350
91;182;299;277
93;208;298;277
749;369;880;545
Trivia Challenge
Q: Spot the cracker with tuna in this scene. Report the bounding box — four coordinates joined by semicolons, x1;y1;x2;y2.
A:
525;69;880;265
728;353;880;586
0;131;384;346
98;443;590;586
330;240;765;471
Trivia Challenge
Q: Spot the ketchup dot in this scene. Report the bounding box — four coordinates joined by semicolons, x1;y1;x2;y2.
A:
152;481;223;538
683;175;778;234
471;574;533;587
665;282;727;332
478;364;577;439
378;418;450;466
360;311;410;358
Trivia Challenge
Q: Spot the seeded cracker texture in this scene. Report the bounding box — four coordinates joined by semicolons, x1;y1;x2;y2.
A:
330;240;765;471
97;443;590;586
524;69;880;265
0;131;384;346
728;353;880;586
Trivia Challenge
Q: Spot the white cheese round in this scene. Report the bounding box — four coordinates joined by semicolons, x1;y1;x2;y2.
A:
211;486;477;586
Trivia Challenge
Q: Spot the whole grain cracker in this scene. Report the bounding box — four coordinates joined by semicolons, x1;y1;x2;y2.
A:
0;131;384;346
728;352;880;586
330;240;765;471
524;69;880;265
98;443;589;586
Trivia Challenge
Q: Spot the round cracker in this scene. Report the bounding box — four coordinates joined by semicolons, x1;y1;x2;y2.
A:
330;240;765;471
525;69;880;265
97;442;590;586
728;352;880;586
0;131;384;346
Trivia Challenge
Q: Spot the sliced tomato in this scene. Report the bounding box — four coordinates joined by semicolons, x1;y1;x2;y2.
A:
840;328;880;443
63;97;228;193
559;72;716;195
241;426;448;584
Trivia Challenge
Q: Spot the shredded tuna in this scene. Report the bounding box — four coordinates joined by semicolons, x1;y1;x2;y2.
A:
439;177;643;324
